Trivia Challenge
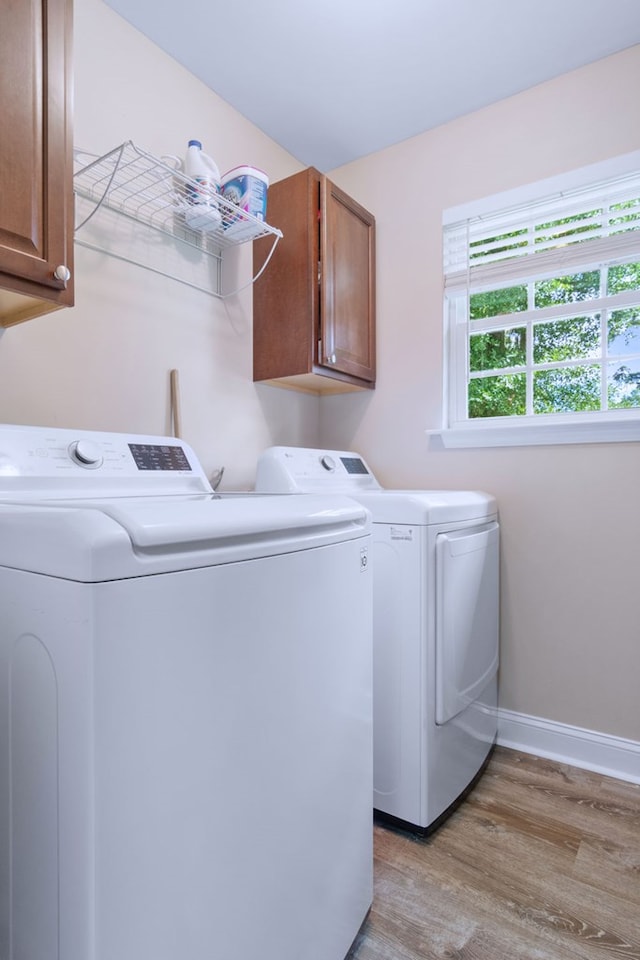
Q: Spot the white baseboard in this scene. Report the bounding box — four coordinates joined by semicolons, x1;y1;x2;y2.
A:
497;709;640;785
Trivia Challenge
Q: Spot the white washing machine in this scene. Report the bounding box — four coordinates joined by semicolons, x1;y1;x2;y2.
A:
0;425;373;960
255;446;499;834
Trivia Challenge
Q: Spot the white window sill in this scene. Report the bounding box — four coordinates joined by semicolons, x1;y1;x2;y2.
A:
427;416;640;449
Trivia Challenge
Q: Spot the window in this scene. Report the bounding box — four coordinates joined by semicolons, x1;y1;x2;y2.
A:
441;155;640;446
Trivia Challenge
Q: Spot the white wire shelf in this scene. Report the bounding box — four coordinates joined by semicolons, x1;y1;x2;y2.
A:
73;141;282;297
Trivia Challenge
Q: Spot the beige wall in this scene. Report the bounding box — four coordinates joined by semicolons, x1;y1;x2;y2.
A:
0;3;637;745
323;45;640;741
0;0;313;489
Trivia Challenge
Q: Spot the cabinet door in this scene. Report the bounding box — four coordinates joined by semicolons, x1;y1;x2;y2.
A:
0;0;74;326
320;179;376;384
252;167;318;385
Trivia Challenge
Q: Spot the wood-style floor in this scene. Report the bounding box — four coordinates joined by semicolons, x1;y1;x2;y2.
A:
348;747;640;960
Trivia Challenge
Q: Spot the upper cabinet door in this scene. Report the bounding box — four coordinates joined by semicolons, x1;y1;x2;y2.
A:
320;179;376;384
0;0;74;327
253;166;376;394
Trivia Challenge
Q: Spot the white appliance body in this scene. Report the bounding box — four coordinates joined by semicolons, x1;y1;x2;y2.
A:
255;446;499;833
0;426;373;960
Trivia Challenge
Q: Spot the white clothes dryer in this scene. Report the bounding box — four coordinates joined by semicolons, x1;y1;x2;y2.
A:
255;446;499;834
0;425;373;960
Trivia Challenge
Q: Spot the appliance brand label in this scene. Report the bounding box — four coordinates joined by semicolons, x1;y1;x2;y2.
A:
390;526;413;541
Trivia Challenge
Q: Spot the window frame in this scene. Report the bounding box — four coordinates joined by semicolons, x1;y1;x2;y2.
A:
436;151;640;448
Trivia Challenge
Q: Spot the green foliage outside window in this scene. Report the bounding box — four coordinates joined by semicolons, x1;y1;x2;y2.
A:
467;260;640;419
533;366;601;413
608;262;640;293
533;315;601;363
609;363;640;408
534;271;601;306
609;306;640;351
470;286;527;320
470;328;526;372
468;374;526;418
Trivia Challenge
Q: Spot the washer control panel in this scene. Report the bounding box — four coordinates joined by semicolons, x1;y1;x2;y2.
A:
0;424;212;498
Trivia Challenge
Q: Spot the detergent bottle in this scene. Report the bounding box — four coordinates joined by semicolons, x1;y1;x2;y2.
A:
182;140;221;231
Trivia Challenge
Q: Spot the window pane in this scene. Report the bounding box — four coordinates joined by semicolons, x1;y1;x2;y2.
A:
470;286;527;320
468;374;526;418
608;307;640;355
534;270;600;308
608;360;640;408
533;314;601;363
533;366;601;413
470;328;526;372
607;262;640;294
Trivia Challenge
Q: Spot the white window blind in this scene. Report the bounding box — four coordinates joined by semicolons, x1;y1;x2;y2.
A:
444;171;640;294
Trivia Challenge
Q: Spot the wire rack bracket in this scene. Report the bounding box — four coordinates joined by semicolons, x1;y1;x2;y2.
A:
73;141;282;298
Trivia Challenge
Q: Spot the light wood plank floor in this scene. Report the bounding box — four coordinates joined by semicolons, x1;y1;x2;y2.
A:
348;747;640;960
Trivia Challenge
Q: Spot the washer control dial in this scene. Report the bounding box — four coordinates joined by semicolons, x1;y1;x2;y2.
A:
320;455;336;472
69;439;104;468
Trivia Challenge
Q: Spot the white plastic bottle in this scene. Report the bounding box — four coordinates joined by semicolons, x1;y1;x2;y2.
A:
182;139;221;232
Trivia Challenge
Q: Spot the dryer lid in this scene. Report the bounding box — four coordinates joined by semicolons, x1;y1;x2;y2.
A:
255;447;496;524
354;490;497;525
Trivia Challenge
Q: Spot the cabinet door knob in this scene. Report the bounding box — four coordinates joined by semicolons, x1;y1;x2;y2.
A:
326;353;337;365
54;264;71;285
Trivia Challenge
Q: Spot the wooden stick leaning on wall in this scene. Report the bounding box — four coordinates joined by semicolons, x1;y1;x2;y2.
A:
170;368;182;438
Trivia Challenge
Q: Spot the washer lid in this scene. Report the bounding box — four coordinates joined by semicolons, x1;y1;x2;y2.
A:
0;494;370;581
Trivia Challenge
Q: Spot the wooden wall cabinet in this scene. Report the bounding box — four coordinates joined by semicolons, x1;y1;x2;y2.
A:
0;0;74;328
253;167;375;394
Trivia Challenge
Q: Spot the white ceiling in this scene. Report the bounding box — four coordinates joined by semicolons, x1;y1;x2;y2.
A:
103;0;640;172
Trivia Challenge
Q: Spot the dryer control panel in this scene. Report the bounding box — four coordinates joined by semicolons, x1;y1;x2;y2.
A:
256;446;382;494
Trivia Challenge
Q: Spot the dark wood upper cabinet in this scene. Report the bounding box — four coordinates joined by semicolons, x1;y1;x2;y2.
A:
253;167;375;394
0;0;74;328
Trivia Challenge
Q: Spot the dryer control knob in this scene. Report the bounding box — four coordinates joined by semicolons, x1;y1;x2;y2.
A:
320;455;336;471
69;439;103;468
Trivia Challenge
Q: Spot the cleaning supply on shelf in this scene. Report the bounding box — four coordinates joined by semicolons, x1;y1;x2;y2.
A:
220;165;269;235
181;139;221;232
